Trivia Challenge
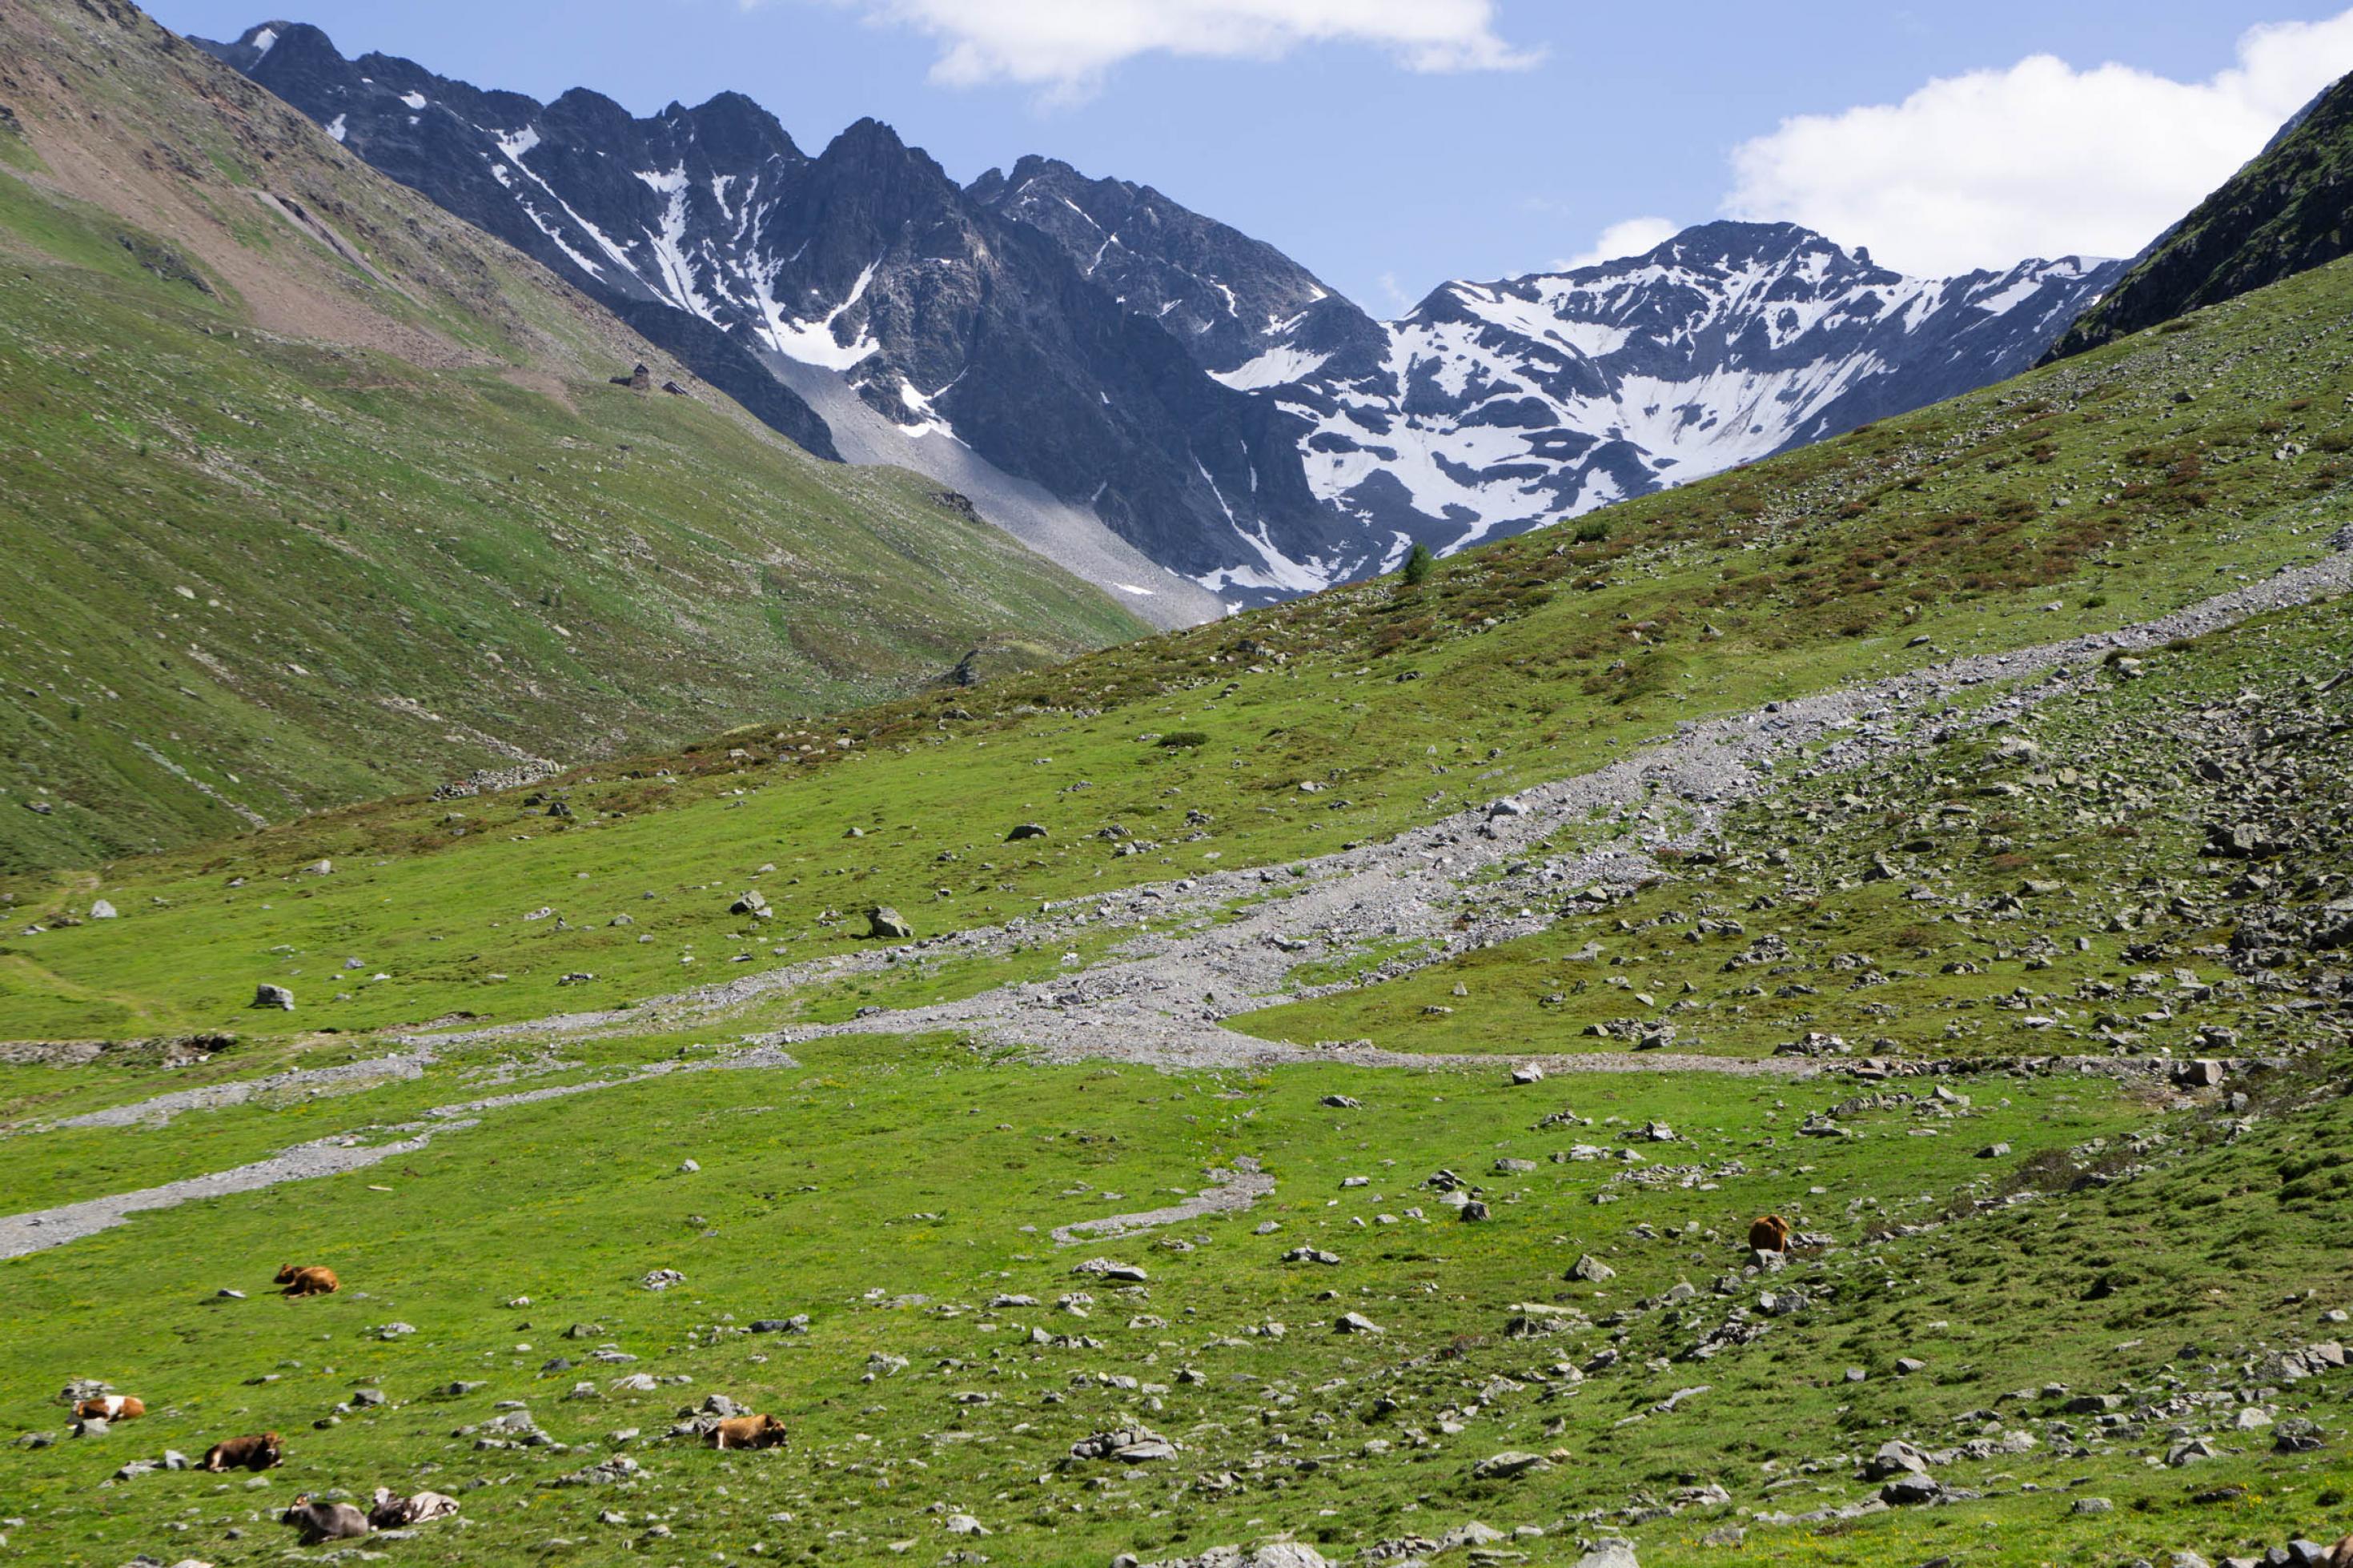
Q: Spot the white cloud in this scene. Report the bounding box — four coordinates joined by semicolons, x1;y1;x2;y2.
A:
1556;216;1679;271
1723;10;2353;277
821;0;1539;100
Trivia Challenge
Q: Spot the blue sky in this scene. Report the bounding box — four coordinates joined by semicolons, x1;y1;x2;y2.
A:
151;1;2353;310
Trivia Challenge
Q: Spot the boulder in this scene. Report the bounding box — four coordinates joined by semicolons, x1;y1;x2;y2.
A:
1865;1440;1929;1479
1576;1542;1641;1568
251;984;295;1011
865;907;913;940
1879;1473;1943;1506
1472;1450;1550;1479
1006;824;1049;841
1334;1312;1384;1335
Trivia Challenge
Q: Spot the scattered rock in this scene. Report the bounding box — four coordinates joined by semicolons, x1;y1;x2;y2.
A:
1070;1426;1177;1463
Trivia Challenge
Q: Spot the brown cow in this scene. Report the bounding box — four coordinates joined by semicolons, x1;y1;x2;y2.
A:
368;1487;460;1527
201;1431;282;1472
73;1395;145;1422
2323;1534;2353;1568
705;1413;789;1450
1748;1213;1793;1253
275;1264;339;1297
280;1494;368;1544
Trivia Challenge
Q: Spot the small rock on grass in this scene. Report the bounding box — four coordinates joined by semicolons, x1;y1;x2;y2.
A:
1576;1541;1640;1568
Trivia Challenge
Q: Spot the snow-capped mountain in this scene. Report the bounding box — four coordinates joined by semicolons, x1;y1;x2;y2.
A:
197;22;1342;612
201;22;2121;609
1263;224;2125;573
967;154;1387;388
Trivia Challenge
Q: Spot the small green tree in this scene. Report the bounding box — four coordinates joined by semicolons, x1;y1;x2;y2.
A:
1401;542;1434;587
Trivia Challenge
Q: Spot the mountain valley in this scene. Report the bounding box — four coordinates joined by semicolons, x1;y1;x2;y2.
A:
2;6;2351;1568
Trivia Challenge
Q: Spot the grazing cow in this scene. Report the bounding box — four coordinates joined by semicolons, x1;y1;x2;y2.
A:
1748;1213;1793;1253
368;1487;460;1527
705;1413;789;1450
280;1494;369;1544
201;1431;282;1472
73;1395;145;1422
275;1264;339;1297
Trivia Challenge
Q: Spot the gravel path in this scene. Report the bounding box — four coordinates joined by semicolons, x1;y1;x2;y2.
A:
51;1050;434;1129
0;1125;456;1260
422;542;2353;1075
1050;1157;1274;1246
7;542;2345;1254
0;1045;800;1257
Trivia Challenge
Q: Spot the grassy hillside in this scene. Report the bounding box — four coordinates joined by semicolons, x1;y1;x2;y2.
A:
0;0;1146;873
2;239;2348;1041
2051;69;2353;358
3;16;2353;1568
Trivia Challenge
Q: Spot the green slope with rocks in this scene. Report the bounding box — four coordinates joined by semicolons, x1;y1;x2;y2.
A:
0;0;1147;876
4;24;2353;1568
2050;69;2353;359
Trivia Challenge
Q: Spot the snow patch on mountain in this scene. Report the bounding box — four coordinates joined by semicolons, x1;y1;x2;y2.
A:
1259;223;2123;577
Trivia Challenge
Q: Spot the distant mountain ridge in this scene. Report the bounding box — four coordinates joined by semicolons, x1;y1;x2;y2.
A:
202;19;2124;603
198;22;1340;607
1272;224;2124;567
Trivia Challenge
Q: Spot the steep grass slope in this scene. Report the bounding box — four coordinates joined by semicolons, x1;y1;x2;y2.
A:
2050;68;2353;358
0;0;1146;874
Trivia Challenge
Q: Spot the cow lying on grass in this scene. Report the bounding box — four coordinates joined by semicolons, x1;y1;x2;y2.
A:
201;1432;281;1471
73;1395;143;1422
1748;1213;1793;1253
706;1413;789;1450
275;1264;339;1297
281;1495;367;1543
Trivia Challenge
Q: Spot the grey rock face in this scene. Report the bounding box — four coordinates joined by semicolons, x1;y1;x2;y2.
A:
197;25;1335;593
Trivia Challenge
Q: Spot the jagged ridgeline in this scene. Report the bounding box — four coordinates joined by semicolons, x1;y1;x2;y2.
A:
0;0;1148;872
199;22;2122;602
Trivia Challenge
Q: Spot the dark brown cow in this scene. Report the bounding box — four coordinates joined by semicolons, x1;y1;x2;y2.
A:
73;1395;145;1422
201;1431;282;1472
1748;1213;1793;1253
275;1264;339;1297
705;1413;789;1450
280;1494;368;1543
